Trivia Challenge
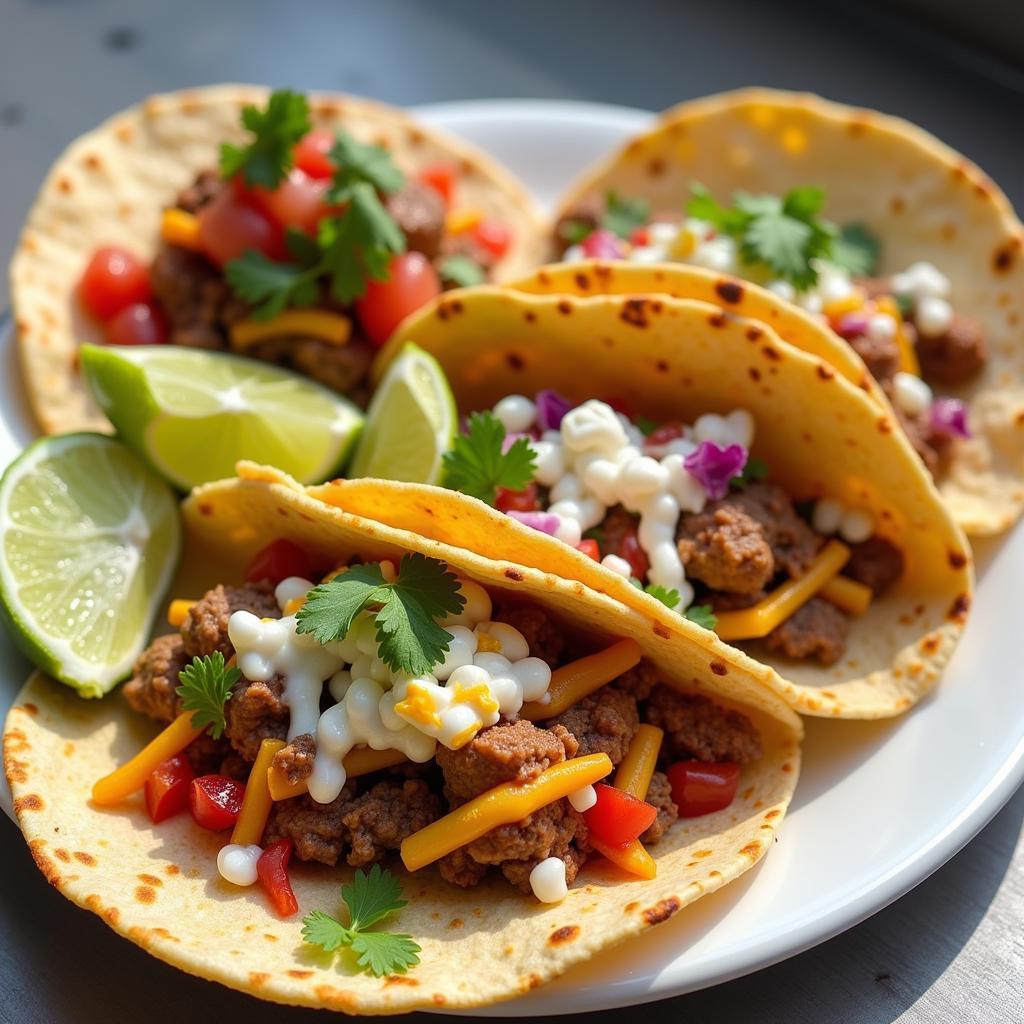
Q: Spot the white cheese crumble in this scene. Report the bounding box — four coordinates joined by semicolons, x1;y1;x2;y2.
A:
217;843;262;886
810;498;876;544
529;856;569;903
568;785;597;812
892;372;934;417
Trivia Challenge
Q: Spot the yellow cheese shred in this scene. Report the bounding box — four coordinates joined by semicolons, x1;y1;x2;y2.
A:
877;295;921;376
167;599;196;628
267;747;409;801
160;208;202;250
231;738;286;846
589;834;657;880
401;753;613;871
818;574;873;616
614;724;663;799
230;309;352;350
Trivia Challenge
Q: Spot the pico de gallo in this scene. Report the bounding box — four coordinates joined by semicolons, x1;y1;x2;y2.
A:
77;90;514;405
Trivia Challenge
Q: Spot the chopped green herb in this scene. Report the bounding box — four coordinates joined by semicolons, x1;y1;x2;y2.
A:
296;554;464;675
634;416;659;437
559;219;595;246
438;254;487;288
301;865;420;977
644;584;681;610
175;652;240;739
894;292;914;318
831;223;881;277
582;525;606;546
224;228;323;320
731;455;769;490
219;89;311;189
684;604;718;630
441;411;537;505
601;190;650;239
327;132;406;200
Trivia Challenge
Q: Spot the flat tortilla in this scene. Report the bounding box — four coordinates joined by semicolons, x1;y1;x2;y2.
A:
10;84;547;437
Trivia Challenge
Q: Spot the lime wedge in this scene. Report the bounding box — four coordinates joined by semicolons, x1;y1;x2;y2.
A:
81;344;363;490
0;434;181;697
349;342;457;483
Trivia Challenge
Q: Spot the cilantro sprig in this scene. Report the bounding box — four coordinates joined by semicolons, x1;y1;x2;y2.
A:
175;651;240;739
626;580;718;629
438;254;487;287
302;865;420;977
602;191;650;239
296;554;464;675
683;604;718;630
219;89;312;189
730;455;769;491
441;411;537;505
831;223;880;277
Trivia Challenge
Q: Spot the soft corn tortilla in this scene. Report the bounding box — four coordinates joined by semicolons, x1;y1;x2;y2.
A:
11;84;547;437
4;463;800;1014
360;287;973;720
552;88;1024;537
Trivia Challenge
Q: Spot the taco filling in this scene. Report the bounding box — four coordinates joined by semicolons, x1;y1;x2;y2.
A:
76;89;513;404
555;189;981;476
442;395;903;667
100;545;763;924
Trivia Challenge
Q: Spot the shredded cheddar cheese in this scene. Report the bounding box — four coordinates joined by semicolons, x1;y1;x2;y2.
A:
589;835;657;880
614;724;663;799
160;208;202;250
230;309;352;350
231;738;285;846
167;599;196;628
445;207;482;235
267;747;408;801
819;574;873;616
877;295;921;376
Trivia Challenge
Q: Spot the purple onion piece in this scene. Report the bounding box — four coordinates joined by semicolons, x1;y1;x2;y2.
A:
506;510;561;535
930;397;971;439
581;228;626;260
683;441;748;500
836;312;870;340
501;431;532;454
535;389;573;432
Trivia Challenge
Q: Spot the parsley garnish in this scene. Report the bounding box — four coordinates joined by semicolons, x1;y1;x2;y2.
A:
438;254;487;287
302;865;420;977
831;223;881;277
295;554;464;675
634;416;659;437
730;455;769;491
219;90;311;189
560;219;595;246
684;604;718;630
441;411;537;505
175;652;240;739
644;584;681;610
686;184;836;289
602;190;650;239
327;133;405;200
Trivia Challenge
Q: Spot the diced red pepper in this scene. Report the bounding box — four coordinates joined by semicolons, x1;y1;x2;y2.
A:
666;761;740;818
645;422;685;447
495;483;540;513
246;538;315;585
257;838;299;917
189;775;245;831
630;227;651;247
144;753;194;824
472;220;512;259
418;162;457;207
614;529;649;581
583;783;659;846
576;539;600;561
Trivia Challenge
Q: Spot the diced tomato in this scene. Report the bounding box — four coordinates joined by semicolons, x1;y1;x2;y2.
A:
583;783;659;846
257;839;299;917
495;483;540;513
144;753;194;824
189;775;245;831
79;246;152;322
246;169;329;235
197;188;284;268
666;761;740;818
293;130;336;180
105;302;169;346
472;220;512;259
630;227;651;247
576;539;601;561
614;529;649;581
645;421;685;446
246;538;315;585
418;162;457;207
354;252;442;347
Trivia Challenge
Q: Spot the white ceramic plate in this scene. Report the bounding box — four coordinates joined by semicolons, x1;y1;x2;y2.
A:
3;100;1024;1014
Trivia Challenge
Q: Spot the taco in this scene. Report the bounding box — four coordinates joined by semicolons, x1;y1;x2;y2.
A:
336;286;973;720
11;84;546;436
4;462;801;1013
550;88;1024;536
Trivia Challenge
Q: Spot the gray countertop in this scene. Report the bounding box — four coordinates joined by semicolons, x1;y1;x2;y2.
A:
1;1;1023;1020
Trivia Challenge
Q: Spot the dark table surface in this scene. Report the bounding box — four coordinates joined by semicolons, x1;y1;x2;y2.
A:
1;1;1023;1021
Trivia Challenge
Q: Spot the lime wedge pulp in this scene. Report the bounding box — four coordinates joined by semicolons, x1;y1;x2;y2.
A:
349;342;457;483
80;344;364;490
0;434;182;697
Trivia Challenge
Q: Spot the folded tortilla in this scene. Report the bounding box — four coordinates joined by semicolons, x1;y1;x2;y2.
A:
552;88;1024;537
10;84;547;437
351;286;973;720
4;462;800;1013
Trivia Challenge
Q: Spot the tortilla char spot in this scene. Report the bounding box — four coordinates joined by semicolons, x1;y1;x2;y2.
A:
625;901;639;913
406;126;425;146
549;925;580;945
165;864;180;876
761;346;781;361
248;972;270;990
941;223;957;241
643;897;681;926
878;416;893;434
994;237;1021;272
83;153;102;171
288;970;314;979
765;809;782;820
948;550;967;569
654;622;670;639
710;661;727;676
741;786;754;800
694;849;713;858
889;196;905;215
740;842;761;859
647;156;666;178
574;272;591;290
198;502;213;517
537;270;552;286
747;367;762;382
54;848;70;863
137;873;162;886
817;363;835;380
504;568;524;582
656;359;669;373
134;885;157;905
708;311;729;329
449;917;463;929
523;310;538;324
948;593;971;622
57;176;72;195
557;300;573;316
782;762;793;773
708;869;723;879
507;352;525;371
22;702;38;716
15;794;43;812
103;907;120;926
920;634;941;655
620;299;650;328
73;851;96;866
384;974;419;986
434;992;449;1005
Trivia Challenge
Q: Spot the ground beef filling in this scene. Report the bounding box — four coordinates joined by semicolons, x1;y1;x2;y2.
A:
546;686;639;765
272;733;316;784
677;505;774;595
224;674;289;762
492;604;567;666
645;686;763;765
180;581;280;660
123;632;190;722
763;597;850;666
641;770;679;844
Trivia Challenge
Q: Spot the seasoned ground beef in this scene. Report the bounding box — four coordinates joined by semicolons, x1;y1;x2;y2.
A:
437;720;578;801
386;182;445;260
548;686;639;765
677;505;775;594
914;313;987;385
641;770;679;845
467;799;583;866
708;589;764;612
272;733;316;784
123;632;189;722
185;732;235;776
763;597;849;666
601;505;648;577
721;483;822;578
893;405;948;474
287;335;375;401
615;660;659;701
645;686;762;764
848;329;900;388
499;838;588;895
343;779;443;867
492;604;566;666
265;786;359;865
843;537;904;595
149;244;238;351
224;674;289;762
181;581;280;659
175;170;223;213
438;846;489;887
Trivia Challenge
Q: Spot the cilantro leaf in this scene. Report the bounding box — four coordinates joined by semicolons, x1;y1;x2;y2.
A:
223;250;321;320
559;219;595;246
441;411;537;505
731;455;769;490
601;190;650;239
831;223;881;277
438;254;487;287
327;131;405;200
644;584;681;610
175;652;240;739
686;183;749;235
634;416;658;437
295;554;464;675
219;89;311;188
684;604;718;630
582;525;606;545
342;863;407;930
350;931;421;977
301;910;351;953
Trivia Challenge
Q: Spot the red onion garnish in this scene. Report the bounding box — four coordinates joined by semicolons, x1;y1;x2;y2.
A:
581;228;626;260
930;397;971;439
683;441;748;500
535;389;573;432
836;312;870;340
506;510;561;535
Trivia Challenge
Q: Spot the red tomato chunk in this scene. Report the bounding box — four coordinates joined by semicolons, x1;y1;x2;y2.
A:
355;252;441;347
106;303;168;346
576;539;601;561
79;246;152;322
294;130;336;180
418;162;457;207
246;538;314;586
145;754;194;824
666;761;740;818
257;839;299;917
198;189;284;268
190;775;245;831
246;169;329;235
472;220;511;259
495;483;540;513
583;783;658;846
